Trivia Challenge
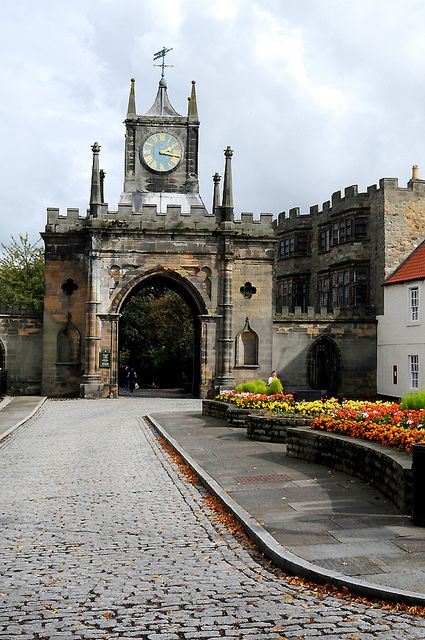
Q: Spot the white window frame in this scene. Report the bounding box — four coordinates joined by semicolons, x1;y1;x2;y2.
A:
409;354;419;389
408;286;419;323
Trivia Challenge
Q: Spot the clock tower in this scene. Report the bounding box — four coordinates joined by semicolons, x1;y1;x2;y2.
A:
120;67;204;212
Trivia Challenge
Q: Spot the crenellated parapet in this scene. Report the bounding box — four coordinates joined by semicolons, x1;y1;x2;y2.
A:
45;203;218;233
276;184;372;234
45;203;277;237
233;211;274;237
274;305;376;322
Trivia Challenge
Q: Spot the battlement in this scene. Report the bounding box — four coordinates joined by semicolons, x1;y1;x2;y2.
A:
276;183;372;232
275;305;376;321
45;203;218;233
45;204;277;236
233;211;274;235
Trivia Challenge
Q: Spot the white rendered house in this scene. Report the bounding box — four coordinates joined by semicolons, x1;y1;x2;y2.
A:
377;239;425;398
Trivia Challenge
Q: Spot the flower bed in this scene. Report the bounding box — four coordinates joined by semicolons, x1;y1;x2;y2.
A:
214;391;425;454
310;401;425;454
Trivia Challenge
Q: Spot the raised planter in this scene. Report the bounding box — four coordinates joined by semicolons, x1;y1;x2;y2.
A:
247;414;312;443
287;427;412;515
202;399;250;427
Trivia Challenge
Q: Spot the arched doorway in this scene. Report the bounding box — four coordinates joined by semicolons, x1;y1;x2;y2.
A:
307;335;342;397
117;273;203;396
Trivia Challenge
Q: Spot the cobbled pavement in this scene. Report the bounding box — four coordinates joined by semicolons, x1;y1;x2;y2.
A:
0;398;424;640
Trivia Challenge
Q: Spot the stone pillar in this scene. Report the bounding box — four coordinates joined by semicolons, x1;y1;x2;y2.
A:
216;236;235;390
80;247;102;398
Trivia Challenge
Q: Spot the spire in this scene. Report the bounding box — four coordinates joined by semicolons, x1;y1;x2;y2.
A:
89;142;101;217
144;78;181;117
212;172;221;216
127;78;136;117
222;146;234;208
188;80;198;121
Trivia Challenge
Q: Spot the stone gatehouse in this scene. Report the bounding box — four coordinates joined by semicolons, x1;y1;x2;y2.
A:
2;69;425;398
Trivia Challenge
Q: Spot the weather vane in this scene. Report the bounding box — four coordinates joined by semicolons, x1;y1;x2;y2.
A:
153;46;174;78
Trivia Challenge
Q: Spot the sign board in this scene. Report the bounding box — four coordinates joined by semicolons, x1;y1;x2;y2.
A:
99;350;111;369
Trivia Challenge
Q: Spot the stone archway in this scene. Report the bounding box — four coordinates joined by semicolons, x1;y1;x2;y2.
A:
113;269;208;396
307;335;342;397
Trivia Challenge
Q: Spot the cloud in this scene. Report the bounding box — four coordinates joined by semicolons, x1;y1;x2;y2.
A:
1;0;425;248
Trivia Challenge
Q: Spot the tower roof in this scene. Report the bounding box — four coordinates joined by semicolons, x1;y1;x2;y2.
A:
144;78;182;117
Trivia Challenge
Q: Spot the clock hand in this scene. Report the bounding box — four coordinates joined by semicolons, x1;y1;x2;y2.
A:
159;149;181;158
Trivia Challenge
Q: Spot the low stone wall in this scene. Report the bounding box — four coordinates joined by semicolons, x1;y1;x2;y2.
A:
202;399;250;427
0;306;43;395
287;427;412;515
247;414;312;443
202;400;311;441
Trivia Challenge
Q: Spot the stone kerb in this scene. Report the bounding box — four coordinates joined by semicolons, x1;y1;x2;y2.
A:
287;427;412;515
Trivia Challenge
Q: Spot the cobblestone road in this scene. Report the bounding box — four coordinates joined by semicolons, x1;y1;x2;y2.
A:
1;398;424;639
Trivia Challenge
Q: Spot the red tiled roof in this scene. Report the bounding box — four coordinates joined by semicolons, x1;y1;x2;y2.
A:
385;239;425;285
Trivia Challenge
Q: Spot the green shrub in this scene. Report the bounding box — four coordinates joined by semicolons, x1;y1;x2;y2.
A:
235;379;268;394
400;390;425;410
267;377;283;395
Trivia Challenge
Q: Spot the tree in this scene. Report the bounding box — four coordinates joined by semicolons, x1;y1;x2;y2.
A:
119;286;194;390
0;235;44;308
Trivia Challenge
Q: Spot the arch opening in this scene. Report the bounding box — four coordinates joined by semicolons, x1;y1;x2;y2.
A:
307;335;342;397
118;274;202;395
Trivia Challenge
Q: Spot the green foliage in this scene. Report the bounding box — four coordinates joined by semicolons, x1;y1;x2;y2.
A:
235;379;268;394
119;286;194;389
267;377;283;395
0;234;44;308
400;390;425;410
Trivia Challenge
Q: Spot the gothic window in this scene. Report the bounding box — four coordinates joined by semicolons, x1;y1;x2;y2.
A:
57;315;81;364
320;216;367;252
319;226;331;252
278;276;309;313
318;275;330;309
235;318;259;367
327;263;369;310
354;217;368;239
279;232;309;259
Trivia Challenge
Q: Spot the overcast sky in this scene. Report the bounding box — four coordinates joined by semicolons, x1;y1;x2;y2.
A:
1;0;425;247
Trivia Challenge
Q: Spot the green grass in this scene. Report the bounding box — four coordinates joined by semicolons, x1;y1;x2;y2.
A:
400;389;425;410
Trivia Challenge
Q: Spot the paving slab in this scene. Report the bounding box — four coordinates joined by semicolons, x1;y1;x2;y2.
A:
150;410;425;601
0;396;46;439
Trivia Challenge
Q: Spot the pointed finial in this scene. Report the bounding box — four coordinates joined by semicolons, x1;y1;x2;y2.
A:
89;142;101;217
212;173;221;216
188;80;198;120
127;78;136;117
222;146;234;210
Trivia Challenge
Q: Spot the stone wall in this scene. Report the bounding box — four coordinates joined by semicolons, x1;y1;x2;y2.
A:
247;414;311;443
286;427;412;514
0;304;43;394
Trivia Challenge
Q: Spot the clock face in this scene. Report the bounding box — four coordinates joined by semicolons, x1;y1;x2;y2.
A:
141;132;182;172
